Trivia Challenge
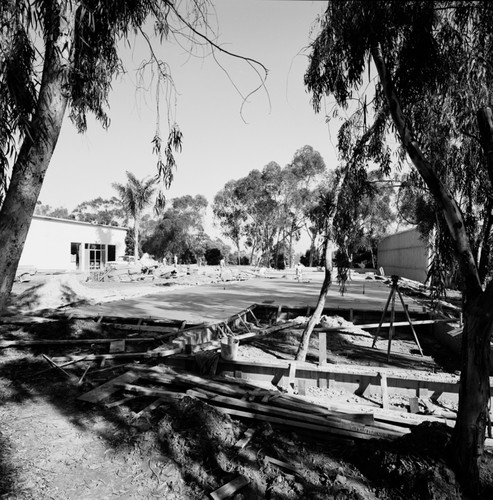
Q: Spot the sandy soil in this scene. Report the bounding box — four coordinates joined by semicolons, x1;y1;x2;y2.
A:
1;269;492;499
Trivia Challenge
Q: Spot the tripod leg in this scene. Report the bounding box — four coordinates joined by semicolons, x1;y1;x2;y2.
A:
396;287;424;356
387;287;397;361
372;286;394;348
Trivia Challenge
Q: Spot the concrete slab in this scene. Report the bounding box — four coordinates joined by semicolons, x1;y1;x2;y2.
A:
66;271;426;323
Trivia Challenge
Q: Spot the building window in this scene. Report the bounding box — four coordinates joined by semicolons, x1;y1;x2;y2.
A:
85;243;106;270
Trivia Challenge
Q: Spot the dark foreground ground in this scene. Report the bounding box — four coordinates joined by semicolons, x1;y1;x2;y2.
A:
1;268;491;499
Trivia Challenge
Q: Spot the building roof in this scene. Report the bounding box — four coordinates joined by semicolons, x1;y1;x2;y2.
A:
33;215;128;232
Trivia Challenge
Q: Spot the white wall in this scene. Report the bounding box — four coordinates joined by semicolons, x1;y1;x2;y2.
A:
377;227;430;283
19;216;127;271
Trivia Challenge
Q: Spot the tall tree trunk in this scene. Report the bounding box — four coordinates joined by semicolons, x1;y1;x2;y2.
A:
295;170;346;362
295;235;332;361
134;216;140;260
372;43;489;494
308;230;316;267
0;3;75;312
288;229;294;268
451;285;493;491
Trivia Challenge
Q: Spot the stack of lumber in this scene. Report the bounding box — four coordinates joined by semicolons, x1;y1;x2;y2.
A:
78;364;410;441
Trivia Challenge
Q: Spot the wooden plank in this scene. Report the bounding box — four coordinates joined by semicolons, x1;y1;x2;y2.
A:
187;389;406;439
118;384;184;401
137;368;249;397
357;318;456;330
266;394;375;425
234;427;255;449
265;456;303;475
210;475;250;500
78;371;140;403
0;337;156;349
33;355;89;376
213;406;395;441
104;396;135;408
55;347;183;363
77;364;92;385
42;354;77;381
211;358;468;397
379;373;389;410
107;323;179;334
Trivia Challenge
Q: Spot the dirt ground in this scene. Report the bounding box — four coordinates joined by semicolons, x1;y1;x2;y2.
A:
1;268;492;499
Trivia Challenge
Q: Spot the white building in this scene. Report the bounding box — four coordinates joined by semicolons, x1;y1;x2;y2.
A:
19;215;127;272
377;227;431;283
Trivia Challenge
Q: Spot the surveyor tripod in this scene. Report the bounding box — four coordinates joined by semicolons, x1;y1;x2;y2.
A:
371;275;424;361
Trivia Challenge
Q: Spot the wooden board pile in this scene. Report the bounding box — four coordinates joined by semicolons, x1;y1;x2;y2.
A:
78;364;411;442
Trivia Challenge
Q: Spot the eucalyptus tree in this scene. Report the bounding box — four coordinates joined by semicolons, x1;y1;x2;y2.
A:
143;194;208;262
232;163;284;266
0;0;266;311
71;196;126;226
305;0;493;493
281;145;326;267
334;169;397;267
213;180;248;264
113;172;157;258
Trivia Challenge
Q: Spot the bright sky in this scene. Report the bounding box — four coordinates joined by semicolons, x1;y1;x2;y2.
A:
40;0;337;212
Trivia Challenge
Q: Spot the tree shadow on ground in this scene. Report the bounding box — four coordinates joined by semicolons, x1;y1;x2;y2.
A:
0;432;16;497
0;352;385;499
9;283;83;313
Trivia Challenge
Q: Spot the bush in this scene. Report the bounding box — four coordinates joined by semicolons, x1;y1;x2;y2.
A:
204;248;222;265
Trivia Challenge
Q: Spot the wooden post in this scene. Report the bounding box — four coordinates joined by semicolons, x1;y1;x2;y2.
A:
288;362;296;390
298;379;306;396
408;396;420;414
378;372;389;409
318;331;327;366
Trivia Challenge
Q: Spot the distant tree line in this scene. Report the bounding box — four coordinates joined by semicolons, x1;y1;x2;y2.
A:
213;145;399;269
36;147;402;269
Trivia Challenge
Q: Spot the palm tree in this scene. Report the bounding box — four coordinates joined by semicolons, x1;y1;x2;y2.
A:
113;172;157;260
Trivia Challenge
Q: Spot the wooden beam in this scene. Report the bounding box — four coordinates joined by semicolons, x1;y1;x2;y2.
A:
213;406;397;441
0;337;157;349
41;354;78;381
355;318;456;330
378;373;389;410
206;358;469;398
210;476;250;500
318;331;327;366
78;371;140;403
54;347;183;363
117;384;185;401
186;389;406;439
265;456;303;475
